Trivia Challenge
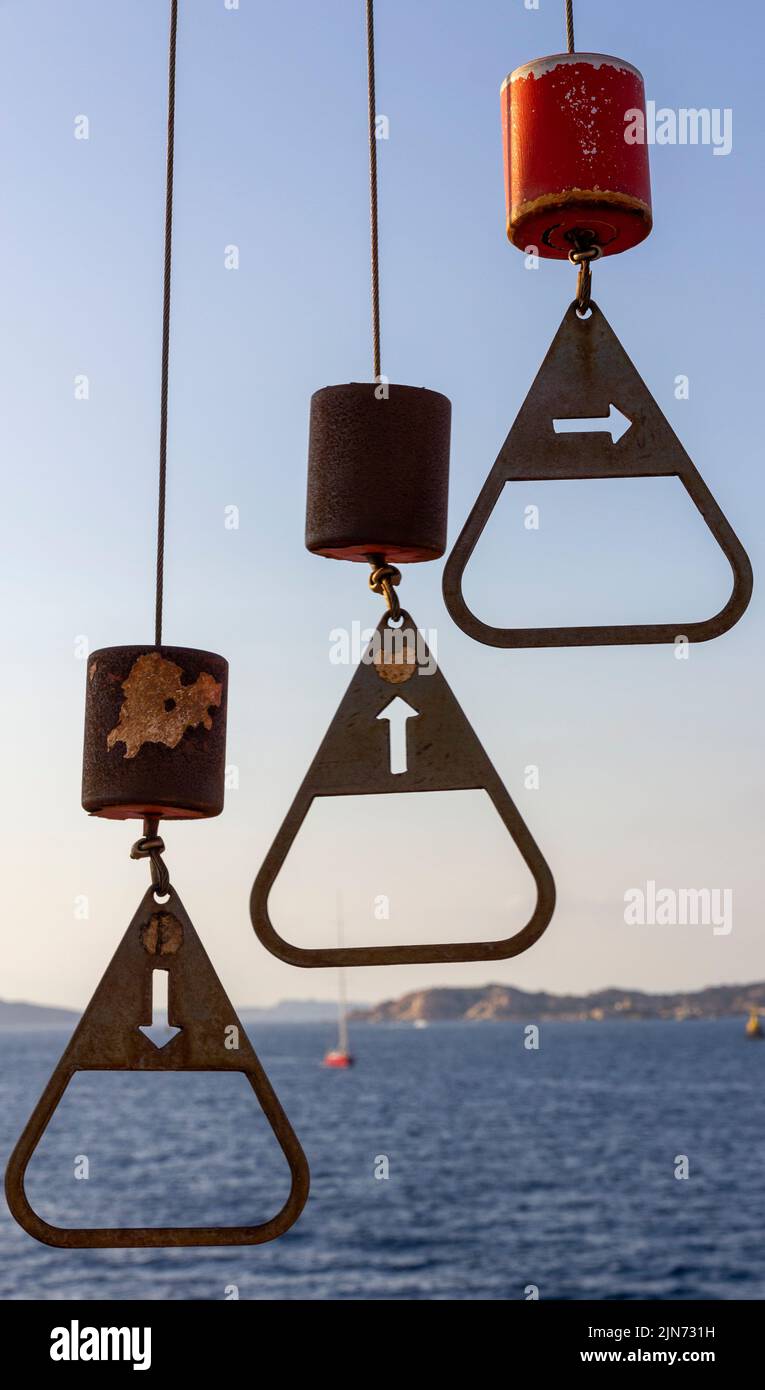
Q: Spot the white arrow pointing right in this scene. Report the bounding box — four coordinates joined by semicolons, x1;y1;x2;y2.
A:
553;402;632;444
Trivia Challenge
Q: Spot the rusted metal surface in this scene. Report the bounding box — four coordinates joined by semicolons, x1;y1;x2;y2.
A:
251;611;555;966
373;645;416;684
82;645;228;819
442;301;753;647
140;909;183;955
305;383;451;564
5;885;310;1248
502;54;652;257
106;651;221;758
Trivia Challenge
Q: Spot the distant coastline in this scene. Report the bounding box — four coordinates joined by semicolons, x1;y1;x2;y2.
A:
0;1000;80;1028
349;982;765;1025
4;982;763;1029
0;997;360;1028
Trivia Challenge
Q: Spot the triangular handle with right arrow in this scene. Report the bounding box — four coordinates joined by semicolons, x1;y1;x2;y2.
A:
443;301;753;648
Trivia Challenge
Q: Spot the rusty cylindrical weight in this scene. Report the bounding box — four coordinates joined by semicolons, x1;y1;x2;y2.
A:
502;52;652;258
82;645;228;820
305;383;452;564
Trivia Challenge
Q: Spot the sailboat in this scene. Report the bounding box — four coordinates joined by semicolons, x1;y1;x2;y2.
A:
324;894;354;1068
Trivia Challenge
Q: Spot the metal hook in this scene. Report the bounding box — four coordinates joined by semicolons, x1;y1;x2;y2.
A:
568;242;601;315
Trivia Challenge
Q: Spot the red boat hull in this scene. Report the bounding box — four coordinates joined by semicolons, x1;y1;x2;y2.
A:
324;1051;353;1068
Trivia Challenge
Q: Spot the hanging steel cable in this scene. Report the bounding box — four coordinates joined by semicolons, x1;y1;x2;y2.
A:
154;0;178;647
366;0;381;381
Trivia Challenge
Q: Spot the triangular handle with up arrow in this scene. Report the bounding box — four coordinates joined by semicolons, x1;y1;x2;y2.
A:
5;886;310;1248
442;301;753;647
250;611;555;967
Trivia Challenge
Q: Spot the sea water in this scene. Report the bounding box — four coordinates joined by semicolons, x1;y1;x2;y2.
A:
1;1020;763;1301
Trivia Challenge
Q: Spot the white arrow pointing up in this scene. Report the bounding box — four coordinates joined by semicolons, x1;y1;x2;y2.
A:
377;696;418;775
553;402;631;444
139;969;181;1048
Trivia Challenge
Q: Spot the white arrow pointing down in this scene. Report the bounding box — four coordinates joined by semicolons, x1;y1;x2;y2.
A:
553;402;631;444
140;969;181;1048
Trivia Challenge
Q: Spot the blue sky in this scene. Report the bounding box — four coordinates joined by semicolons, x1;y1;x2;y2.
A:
1;0;763;1008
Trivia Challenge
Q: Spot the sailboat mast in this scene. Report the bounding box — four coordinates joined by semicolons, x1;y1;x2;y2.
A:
336;892;349;1054
337;965;349;1054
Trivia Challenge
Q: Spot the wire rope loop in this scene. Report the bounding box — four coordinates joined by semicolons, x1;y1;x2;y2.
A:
367;558;402;623
130;819;171;897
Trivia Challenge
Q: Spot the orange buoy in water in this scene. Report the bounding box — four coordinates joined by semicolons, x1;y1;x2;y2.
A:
502;52;652;259
746;1009;763;1039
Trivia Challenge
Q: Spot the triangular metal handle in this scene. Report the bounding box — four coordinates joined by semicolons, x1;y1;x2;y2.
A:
443;301;753;647
250;612;556;966
5;886;310;1248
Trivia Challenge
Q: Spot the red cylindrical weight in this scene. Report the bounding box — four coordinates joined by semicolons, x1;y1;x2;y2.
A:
305;383;451;564
502;52;652;259
82;645;228;820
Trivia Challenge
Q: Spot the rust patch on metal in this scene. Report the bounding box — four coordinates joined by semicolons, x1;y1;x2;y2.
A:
140;912;183;955
106;651;222;760
373;649;417;684
88;661;98;682
510;187;653;217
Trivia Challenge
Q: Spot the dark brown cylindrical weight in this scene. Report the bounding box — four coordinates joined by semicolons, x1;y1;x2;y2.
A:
82;645;228;820
305;383;451;563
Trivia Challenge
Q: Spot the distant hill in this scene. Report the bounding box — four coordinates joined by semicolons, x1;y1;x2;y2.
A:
0;1000;79;1028
350;982;765;1025
0;998;361;1028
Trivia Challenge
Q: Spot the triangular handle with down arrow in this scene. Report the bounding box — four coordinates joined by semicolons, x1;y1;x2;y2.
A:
442;301;753;647
250;612;555;966
5;886;310;1248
